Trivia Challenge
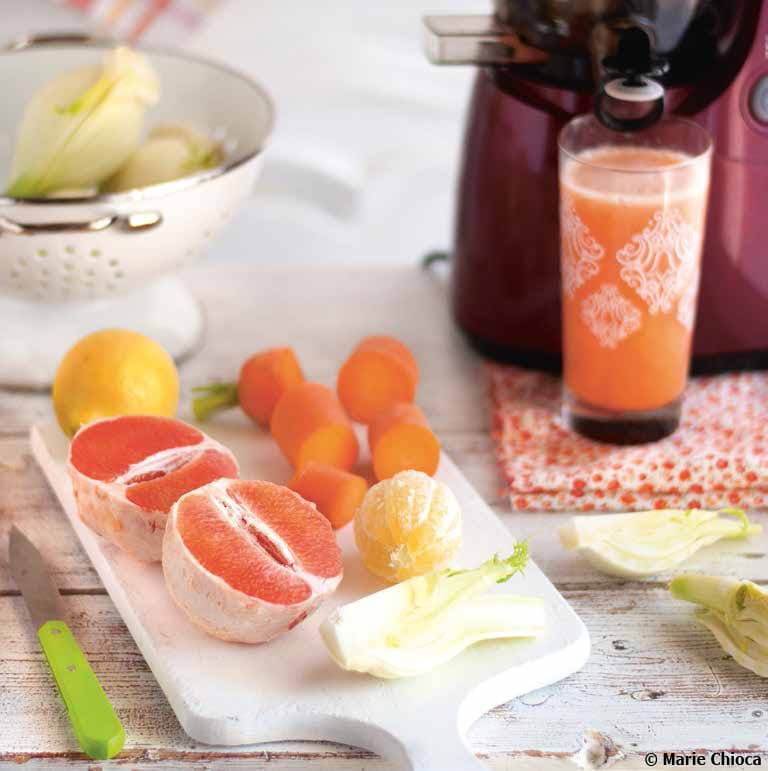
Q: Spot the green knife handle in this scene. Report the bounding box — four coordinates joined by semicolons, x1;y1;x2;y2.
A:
37;620;125;760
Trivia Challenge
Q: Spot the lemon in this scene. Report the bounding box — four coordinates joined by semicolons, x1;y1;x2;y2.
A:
354;470;462;583
53;329;179;437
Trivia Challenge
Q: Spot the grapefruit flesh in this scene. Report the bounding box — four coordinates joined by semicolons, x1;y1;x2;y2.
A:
68;415;238;562
163;479;343;643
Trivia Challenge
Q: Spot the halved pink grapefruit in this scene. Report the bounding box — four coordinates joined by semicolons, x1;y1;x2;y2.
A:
162;479;343;643
68;415;239;562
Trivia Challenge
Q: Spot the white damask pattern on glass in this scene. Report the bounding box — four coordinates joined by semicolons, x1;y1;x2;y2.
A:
676;271;700;331
580;283;642;348
616;209;698;314
561;201;604;297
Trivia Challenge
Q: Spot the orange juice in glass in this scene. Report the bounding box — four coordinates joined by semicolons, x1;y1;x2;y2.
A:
558;116;712;444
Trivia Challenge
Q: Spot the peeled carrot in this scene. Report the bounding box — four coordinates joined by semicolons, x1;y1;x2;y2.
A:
368;402;440;481
238;348;304;425
271;381;359;470
192;347;304;426
337;335;419;424
288;461;368;529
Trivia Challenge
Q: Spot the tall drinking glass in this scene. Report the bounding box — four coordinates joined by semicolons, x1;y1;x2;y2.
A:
558;115;712;444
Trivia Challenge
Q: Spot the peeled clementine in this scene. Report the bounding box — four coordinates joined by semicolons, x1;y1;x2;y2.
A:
354;470;462;583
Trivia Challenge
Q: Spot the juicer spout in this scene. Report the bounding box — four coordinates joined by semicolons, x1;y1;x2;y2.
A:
422;15;548;66
593;26;669;132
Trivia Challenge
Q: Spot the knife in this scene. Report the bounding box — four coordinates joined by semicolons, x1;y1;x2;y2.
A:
8;526;125;759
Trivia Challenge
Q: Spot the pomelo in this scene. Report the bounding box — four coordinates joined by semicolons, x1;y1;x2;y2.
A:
53;329;179;437
68;415;238;562
163;479;343;643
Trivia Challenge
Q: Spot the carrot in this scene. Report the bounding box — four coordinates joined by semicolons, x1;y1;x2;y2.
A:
337;335;419;424
192;347;304;426
288;461;368;529
238;348;304;425
271;382;359;470
368;402;440;481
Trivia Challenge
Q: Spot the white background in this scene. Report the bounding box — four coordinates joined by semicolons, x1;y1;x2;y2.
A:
11;0;490;263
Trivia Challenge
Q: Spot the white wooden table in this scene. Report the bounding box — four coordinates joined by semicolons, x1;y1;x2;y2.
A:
1;262;767;769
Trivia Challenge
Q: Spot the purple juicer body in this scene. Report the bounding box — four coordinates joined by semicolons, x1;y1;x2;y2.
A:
452;4;768;373
695;3;768;362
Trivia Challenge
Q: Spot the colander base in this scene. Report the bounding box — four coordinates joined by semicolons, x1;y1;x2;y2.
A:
0;275;204;389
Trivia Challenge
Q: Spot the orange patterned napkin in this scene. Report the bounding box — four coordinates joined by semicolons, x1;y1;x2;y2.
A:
489;363;768;512
59;0;223;42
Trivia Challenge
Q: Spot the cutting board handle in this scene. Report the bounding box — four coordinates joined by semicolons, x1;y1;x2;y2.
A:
383;640;591;770
302;713;486;770
373;715;486;770
402;734;487;770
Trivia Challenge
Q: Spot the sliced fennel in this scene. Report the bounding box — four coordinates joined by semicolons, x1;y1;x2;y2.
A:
102;123;223;192
320;543;546;679
670;574;768;677
6;47;159;198
559;508;761;578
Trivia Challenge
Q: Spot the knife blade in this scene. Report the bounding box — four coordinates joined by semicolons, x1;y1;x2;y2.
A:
9;526;125;760
9;525;65;628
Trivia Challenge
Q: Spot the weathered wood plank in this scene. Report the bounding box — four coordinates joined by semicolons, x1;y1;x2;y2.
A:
4;424;768;593
446;439;768;585
4;263;768;765
3;587;767;764
179;263;488;434
0;262;501;593
0;750;601;771
0;264;484;436
504;510;768;588
0;390;51;438
0;427;507;594
0;438;99;593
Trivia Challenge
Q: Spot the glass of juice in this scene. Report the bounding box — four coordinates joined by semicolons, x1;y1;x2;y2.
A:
558;115;712;444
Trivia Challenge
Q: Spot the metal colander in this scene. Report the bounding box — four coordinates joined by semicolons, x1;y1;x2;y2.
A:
0;35;274;304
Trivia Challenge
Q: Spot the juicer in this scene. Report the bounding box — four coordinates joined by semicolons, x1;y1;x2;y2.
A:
424;1;768;373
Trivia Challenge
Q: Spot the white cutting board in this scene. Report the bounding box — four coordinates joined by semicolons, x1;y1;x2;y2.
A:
31;419;589;770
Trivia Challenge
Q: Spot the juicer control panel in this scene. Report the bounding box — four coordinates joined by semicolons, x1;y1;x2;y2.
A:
749;75;768;124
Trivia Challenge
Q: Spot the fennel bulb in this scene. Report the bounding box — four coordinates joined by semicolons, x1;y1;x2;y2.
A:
559;508;761;578
320;543;546;679
6;47;159;198
670;574;768;677
102;123;223;192
44;187;99;199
